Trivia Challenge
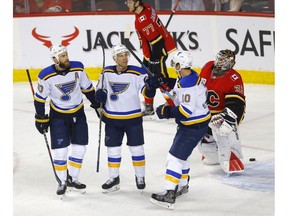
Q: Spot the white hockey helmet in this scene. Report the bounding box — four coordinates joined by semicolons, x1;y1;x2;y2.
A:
112;44;130;61
170;51;193;73
50;44;67;61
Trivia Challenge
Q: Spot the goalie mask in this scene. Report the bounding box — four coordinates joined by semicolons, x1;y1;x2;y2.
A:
112;44;130;61
213;49;235;77
170;51;193;74
50;44;67;62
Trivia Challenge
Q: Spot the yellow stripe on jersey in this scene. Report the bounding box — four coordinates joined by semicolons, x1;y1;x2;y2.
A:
180;112;211;126
103;112;142;120
50;102;84;114
179;105;191;118
34;95;46;103
42;72;57;81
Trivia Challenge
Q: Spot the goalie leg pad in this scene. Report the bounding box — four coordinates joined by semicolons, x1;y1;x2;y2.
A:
213;128;244;174
198;134;219;165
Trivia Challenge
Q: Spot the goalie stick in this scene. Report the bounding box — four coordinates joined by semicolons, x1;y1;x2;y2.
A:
96;40;105;173
26;69;61;185
124;25;175;104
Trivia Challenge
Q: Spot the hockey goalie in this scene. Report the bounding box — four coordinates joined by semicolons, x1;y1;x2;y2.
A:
197;49;246;174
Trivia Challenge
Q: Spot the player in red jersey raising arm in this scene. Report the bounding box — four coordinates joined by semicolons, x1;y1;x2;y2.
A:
126;0;177;116
198;49;246;174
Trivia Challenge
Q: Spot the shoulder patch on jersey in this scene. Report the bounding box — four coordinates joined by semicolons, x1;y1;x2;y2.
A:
103;66;115;74
38;66;57;80
127;65;146;75
178;72;200;88
70;61;84;71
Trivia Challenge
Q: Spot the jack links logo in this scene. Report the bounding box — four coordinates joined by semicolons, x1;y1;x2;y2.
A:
32;27;274;57
32;26;79;48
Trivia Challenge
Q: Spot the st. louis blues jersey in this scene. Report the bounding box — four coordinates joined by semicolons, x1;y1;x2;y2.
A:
172;70;211;126
34;61;95;117
96;65;147;126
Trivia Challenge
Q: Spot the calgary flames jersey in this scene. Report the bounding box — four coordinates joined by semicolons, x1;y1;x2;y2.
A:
200;61;246;116
134;4;176;59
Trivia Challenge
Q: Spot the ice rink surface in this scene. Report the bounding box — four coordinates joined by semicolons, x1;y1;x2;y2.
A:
13;82;275;216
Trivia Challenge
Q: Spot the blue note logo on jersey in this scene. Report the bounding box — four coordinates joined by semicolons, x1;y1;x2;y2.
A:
109;82;130;101
55;79;77;101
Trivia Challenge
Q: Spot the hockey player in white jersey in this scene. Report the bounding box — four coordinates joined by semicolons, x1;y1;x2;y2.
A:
94;44;155;193
34;44;97;196
147;51;211;209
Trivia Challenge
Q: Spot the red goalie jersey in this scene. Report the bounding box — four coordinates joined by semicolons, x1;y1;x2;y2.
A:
200;61;246;124
134;4;176;60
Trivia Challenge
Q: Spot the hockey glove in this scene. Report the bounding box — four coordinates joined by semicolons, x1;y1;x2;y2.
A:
144;73;164;91
156;104;171;119
35;114;49;134
95;89;107;104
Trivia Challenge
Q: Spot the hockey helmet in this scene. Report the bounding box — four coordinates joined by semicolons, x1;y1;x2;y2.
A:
50;44;67;61
213;49;235;77
170;51;193;73
112;44;130;61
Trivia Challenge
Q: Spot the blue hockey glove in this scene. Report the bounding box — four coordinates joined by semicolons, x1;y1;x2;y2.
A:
35;114;49;134
95;89;107;104
156;104;171;119
144;73;164;91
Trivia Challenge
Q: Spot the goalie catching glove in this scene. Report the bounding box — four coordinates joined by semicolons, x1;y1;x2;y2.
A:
209;108;237;136
35;114;49;134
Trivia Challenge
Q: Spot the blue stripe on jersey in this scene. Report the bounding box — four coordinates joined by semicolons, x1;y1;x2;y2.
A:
104;65;146;76
34;92;47;103
108;157;122;163
68;156;83;163
103;108;142;119
166;169;182;179
182;168;190;174
132;155;145;161
82;83;94;92
180;111;211;125
179;104;192;117
50;100;84;114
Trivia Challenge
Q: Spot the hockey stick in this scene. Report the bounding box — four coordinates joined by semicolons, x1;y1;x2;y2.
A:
124;26;175;103
165;0;181;28
96;40;105;173
26;69;61;185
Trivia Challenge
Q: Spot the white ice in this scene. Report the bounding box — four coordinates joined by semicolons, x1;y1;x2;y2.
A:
13;82;275;216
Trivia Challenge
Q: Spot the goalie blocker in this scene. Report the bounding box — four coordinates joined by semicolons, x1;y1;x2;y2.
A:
198;108;244;174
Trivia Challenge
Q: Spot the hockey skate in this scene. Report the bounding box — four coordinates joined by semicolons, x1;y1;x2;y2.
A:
57;182;67;199
150;189;177;210
102;176;120;193
142;104;154;116
135;176;146;190
67;174;86;194
176;176;190;198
